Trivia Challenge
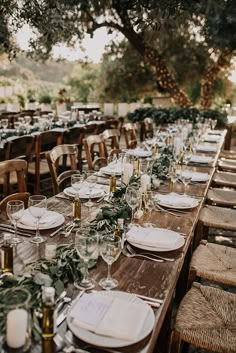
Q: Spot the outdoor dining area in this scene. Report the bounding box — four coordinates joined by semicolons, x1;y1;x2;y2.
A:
0;106;235;353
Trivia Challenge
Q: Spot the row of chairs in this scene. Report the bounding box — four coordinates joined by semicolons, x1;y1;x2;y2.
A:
169;148;236;352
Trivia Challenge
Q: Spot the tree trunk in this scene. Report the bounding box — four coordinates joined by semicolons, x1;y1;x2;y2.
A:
200;48;232;110
144;48;192;108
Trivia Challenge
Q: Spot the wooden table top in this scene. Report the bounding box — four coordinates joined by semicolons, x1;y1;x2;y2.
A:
0;132;226;353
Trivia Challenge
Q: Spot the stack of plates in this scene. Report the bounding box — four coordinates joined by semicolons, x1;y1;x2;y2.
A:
195;144;217;153
203;135;221;143
180;171;209;182
100;161;122;176
190;155;214;164
155;192;199;209
18;209;64;230
64;183;105;199
126;148;152;158
126;225;185;252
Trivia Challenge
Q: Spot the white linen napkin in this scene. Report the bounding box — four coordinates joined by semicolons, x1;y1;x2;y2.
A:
100;161;122;175
71;293;149;341
180;171;209;182
156;193;198;208
126;226;181;249
190;155;214;164
208;130;223;135
65;183;104;197
19;209;61;227
127;148;152;157
195;144;217;153
203;135;221;142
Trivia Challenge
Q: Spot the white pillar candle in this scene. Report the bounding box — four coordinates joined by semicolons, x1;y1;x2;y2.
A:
7;308;28;348
122;163;133;185
45;244;57;260
141;174;151;193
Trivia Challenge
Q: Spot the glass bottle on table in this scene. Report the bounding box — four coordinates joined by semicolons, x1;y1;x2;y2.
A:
42;287;57;339
1;233;13;276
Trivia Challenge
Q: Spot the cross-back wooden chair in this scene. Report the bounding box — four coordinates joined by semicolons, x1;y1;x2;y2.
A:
28;130;64;194
122;123;137;149
83;135;107;170
64;127;85;172
101;129;120;156
0;159;27;196
140;117;154;141
46;144;79;195
0;192;30;211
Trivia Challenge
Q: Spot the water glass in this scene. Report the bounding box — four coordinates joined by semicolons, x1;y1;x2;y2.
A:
6;200;24;244
99;234;122;290
28;195;47;244
74;228;98;290
71;173;84;196
125;186;141;223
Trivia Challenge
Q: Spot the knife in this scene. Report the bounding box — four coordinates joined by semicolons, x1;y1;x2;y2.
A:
56;290;85;326
0;226;32;237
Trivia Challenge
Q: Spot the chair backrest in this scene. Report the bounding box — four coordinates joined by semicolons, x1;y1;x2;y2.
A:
83;135;106;170
140;117;154;141
46;144;78;195
122;123;137;149
64;127;85;171
5;135;34;162
101;129;120;153
0;159;27;195
0;192;30;211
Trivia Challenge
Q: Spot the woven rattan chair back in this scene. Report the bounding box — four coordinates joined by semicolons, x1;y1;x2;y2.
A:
46;144;78;195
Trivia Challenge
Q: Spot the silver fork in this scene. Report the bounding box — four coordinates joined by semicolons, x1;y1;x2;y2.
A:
122;247;163;262
126;243;175;262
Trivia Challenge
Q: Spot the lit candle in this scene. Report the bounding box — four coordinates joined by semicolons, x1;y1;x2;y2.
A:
7;308;28;348
122;163;133;185
141;174;151;192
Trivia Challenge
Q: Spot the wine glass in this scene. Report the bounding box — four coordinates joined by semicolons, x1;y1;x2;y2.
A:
125;186;140;223
180;170;192;195
84;172;96;209
99;234;122;290
74;228;98;290
168;164;178;192
144;191;155;226
28;195;47;244
6;200;24;244
71;173;84;196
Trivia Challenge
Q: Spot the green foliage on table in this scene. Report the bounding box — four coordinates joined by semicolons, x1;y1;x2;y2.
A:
127;107;227;127
152;146;175;181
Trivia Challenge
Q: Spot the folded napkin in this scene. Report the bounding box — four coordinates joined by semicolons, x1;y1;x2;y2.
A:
204;135;221;143
127;148;152;157
180;171;209;182
19;209;61;228
208;130;223;135
156;193;199;208
190;155;214;164
127;225;181;249
71;293;149;341
195;144;217;153
65;184;104;198
100;161;122;175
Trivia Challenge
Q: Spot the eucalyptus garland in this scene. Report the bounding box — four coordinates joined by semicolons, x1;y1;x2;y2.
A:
152;145;174;180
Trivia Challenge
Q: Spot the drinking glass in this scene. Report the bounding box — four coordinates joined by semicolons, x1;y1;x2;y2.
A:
28;195;47;244
125;186;140;223
71;173;84;196
144;191;155;226
99;234;122;290
180;170;192;195
139;159;148;175
74;228;98;290
6;200;24;244
84;172;96;209
168;164;178;192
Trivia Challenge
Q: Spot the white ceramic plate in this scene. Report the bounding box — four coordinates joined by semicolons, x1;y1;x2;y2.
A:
156;193;199;209
128;235;185;252
67;291;155;348
64;186;105;199
126;149;152;158
18;211;65;230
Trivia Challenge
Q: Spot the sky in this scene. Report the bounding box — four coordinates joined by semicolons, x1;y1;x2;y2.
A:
16;24;236;83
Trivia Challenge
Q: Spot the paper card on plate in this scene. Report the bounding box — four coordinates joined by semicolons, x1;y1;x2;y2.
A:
71;293;149;341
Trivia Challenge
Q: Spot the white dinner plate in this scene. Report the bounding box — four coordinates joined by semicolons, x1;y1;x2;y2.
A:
100;164;122;176
64;186;105;199
67;291;155;348
126;149;152;158
18;210;65;230
127;227;185;252
156;193;199;209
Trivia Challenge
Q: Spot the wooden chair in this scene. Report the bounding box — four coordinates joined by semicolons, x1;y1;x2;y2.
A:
0;192;30;211
83;135;107;170
101;129;120;156
0;160;27;196
207;187;236;208
211;171;236;189
140;117;154;141
188;240;236;288
218;158;236;172
64;126;85;172
46;144;79;195
169;282;236;353
122;123;137;149
220;150;236;160
28;130;64;194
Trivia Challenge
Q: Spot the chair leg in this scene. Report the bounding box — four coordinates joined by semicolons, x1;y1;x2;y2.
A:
187;267;197;290
169;331;181;353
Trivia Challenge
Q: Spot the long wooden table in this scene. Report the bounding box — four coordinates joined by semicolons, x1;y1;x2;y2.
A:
0;132;226;353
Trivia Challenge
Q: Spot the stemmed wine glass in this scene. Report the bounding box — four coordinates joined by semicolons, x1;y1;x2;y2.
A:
125;186;141;223
99;234;122;290
6;200;24;244
168;164;178;192
28;195;47;244
144;191;155;226
74;228;98;290
180;170;192;195
84;172;96;209
71;173;84;196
